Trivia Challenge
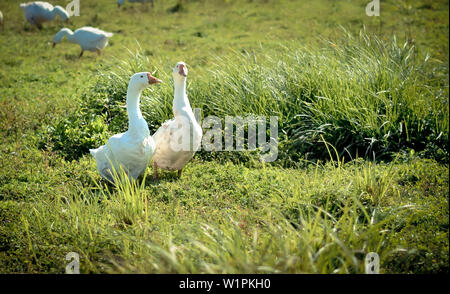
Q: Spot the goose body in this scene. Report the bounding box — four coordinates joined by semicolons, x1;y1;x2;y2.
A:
90;72;162;182
20;1;69;28
152;62;202;178
53;27;113;57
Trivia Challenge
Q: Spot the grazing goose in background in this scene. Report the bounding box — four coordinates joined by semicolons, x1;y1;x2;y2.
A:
20;1;69;29
53;27;113;57
0;10;4;28
117;0;154;8
90;72;162;183
152;62;202;179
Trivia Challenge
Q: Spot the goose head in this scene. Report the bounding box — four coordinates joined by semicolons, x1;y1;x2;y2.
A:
173;61;188;83
129;72;162;91
52;28;72;47
53;5;70;23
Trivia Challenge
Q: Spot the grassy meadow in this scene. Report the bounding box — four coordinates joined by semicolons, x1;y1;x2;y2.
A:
0;0;448;273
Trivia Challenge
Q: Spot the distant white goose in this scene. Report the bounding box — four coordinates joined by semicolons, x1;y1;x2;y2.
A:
152;62;202;179
20;1;69;29
0;10;4;28
90;72;162;183
117;0;154;8
53;27;113;57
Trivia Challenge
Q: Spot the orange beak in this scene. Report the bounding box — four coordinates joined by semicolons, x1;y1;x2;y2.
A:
179;64;187;77
147;73;162;84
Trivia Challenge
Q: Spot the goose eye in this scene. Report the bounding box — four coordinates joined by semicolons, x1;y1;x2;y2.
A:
140;75;143;78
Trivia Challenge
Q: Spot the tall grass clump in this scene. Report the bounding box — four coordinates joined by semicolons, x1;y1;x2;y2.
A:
188;30;448;164
41;30;448;165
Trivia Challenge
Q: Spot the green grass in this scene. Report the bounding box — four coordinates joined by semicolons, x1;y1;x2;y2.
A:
0;0;448;273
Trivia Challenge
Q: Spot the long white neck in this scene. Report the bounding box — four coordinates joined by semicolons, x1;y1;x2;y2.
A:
126;84;149;136
67;31;76;43
52;6;69;21
173;78;193;117
56;28;75;42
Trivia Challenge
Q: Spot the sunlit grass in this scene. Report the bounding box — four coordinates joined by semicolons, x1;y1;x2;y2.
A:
0;0;448;274
5;156;446;273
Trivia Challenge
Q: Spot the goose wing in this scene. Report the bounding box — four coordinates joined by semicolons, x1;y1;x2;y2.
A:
77;27;114;38
74;27;113;49
22;2;53;23
153;119;175;147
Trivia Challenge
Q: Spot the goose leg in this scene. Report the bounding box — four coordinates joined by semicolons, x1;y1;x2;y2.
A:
177;169;182;178
79;50;84;58
97;49;102;56
153;162;158;179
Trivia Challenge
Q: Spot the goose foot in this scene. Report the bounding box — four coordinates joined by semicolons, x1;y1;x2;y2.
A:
79;50;84;58
177;169;182;178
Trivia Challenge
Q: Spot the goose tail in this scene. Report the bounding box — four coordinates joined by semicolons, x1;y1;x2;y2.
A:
20;3;28;10
105;32;114;38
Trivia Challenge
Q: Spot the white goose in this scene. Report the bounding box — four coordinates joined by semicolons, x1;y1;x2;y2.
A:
20;1;69;29
0;10;4;28
152;62;202;179
90;72;162;183
53;27;113;57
